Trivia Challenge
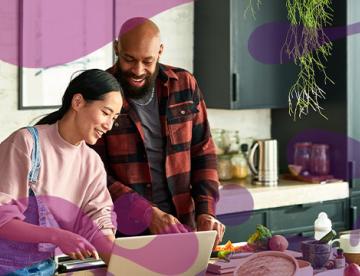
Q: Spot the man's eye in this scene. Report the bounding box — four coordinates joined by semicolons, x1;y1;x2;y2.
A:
102;111;109;116
123;57;134;63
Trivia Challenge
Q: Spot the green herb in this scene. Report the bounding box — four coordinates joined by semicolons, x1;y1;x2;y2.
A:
283;0;334;119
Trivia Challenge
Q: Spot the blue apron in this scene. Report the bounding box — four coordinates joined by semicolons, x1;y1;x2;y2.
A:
0;127;58;276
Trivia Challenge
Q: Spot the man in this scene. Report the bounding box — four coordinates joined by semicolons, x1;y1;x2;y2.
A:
93;17;224;246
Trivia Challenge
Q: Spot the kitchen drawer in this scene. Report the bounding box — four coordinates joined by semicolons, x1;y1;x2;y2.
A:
218;210;266;242
268;199;348;235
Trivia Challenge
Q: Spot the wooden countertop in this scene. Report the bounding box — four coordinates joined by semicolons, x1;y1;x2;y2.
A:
216;178;349;215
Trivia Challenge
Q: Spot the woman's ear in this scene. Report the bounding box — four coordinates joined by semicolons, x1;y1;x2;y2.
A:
71;93;85;111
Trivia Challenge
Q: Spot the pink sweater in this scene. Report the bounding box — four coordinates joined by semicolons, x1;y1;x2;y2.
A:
0;123;115;241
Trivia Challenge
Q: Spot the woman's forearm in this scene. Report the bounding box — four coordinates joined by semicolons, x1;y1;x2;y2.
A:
0;219;59;243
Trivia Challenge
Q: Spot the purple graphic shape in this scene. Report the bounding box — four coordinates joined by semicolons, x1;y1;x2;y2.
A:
112;232;198;275
0;195;111;274
248;21;357;64
286;129;349;180
113;193;152;235
0;0;193;67
217;185;254;226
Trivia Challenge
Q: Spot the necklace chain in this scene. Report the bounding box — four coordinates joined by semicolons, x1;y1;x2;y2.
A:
130;87;155;106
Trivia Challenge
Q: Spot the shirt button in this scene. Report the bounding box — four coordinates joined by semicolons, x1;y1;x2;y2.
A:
146;184;151;188
114;122;119;127
180;110;186;115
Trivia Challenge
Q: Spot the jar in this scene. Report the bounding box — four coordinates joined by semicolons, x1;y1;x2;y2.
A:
217;154;233;180
224;130;240;153
310;144;330;176
212;129;226;155
231;153;249;179
294;142;312;174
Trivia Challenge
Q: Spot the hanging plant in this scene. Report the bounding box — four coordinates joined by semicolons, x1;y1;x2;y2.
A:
283;0;334;119
244;0;262;18
246;0;334;119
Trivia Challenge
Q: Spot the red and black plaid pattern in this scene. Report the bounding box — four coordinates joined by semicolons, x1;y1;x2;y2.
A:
92;64;220;230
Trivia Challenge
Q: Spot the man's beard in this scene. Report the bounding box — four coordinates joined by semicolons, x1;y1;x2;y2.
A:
118;62;159;100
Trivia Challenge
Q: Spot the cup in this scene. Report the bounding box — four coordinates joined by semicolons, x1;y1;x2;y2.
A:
330;233;360;264
301;240;331;269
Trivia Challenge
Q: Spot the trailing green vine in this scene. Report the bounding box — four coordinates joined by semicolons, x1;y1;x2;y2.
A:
244;0;262;19
283;0;334;119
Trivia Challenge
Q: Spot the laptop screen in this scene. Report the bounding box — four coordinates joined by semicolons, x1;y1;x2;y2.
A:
107;230;216;275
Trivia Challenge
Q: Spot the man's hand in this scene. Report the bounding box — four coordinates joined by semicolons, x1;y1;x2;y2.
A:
196;214;225;249
149;207;188;234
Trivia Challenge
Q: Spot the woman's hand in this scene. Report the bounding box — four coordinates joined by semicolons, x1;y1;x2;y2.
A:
51;228;99;260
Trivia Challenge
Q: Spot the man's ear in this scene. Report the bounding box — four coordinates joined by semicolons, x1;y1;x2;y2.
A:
114;40;119;57
71;93;85;111
158;44;164;58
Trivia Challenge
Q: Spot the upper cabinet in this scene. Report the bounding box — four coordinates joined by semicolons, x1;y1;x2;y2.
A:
194;0;297;109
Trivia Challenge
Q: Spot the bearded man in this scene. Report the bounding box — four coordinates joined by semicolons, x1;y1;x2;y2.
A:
92;17;224;247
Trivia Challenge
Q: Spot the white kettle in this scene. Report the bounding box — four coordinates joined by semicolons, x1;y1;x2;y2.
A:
248;139;278;186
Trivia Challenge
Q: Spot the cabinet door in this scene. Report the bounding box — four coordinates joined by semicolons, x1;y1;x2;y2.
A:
231;0;296;109
218;210;266;242
269;199;349;236
194;0;297;109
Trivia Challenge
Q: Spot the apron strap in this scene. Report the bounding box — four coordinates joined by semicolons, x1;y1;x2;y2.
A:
26;126;41;184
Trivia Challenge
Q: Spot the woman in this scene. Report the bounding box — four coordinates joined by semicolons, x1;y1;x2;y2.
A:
0;69;123;275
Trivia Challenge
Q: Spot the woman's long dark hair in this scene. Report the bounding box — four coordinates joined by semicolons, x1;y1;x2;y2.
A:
37;69;122;125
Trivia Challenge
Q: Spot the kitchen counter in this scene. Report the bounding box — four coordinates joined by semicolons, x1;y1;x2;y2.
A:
216;178;349;215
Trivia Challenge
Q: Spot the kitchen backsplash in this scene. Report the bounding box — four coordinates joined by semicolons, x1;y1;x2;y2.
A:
0;2;271;142
208;109;271;139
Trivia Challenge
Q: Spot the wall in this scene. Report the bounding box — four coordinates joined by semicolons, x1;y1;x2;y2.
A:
0;2;270;142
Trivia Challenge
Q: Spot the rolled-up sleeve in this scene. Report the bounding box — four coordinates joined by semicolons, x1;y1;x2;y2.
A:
0;131;32;227
76;157;116;241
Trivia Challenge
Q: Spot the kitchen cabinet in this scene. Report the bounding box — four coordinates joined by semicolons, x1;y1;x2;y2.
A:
218;199;349;243
194;0;297;109
271;1;360;228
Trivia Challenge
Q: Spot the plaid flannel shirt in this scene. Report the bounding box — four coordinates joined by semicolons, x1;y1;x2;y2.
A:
92;63;219;230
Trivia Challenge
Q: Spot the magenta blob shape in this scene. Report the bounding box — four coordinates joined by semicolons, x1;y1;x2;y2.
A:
0;0;193;68
112;232;199;275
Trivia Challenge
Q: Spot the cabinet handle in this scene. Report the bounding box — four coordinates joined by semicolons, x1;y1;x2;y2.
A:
351;205;358;229
348;161;355;188
232;73;239;102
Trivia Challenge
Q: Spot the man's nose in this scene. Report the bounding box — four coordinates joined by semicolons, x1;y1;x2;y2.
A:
131;62;145;76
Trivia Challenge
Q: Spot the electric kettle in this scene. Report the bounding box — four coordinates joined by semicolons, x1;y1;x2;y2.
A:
248;139;278;186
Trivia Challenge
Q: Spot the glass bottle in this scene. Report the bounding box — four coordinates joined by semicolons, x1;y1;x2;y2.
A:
335;248;346;268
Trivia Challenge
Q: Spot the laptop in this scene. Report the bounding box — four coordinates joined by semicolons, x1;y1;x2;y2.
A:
107;230;217;276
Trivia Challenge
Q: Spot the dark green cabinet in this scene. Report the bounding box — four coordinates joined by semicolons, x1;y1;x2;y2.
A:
271;1;360;228
218;199;349;243
194;0;297;109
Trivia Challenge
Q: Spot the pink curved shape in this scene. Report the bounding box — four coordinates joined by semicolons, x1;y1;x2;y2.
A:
0;0;193;68
112;232;199;275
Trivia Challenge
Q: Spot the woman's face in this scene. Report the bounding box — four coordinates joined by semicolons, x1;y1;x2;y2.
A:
76;91;122;145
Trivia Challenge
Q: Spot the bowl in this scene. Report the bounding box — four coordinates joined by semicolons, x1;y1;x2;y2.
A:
301;240;331;269
288;164;302;176
344;252;360;265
